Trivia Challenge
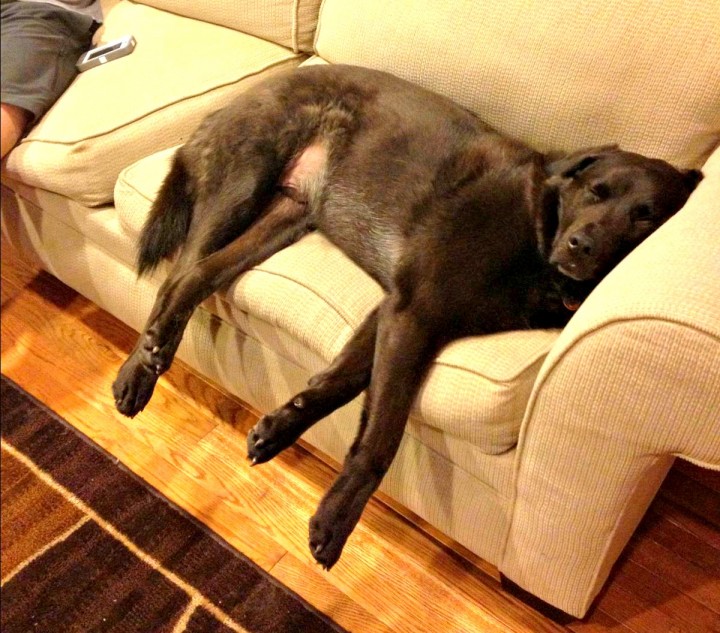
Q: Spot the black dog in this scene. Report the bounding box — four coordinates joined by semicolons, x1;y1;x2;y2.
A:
112;64;701;569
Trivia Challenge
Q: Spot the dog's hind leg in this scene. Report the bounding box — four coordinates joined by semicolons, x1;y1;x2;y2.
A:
246;305;381;465
307;295;443;569
113;195;310;417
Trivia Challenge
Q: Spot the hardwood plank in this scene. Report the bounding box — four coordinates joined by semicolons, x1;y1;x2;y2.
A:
567;608;635;633
623;535;720;613
671;460;720;494
270;552;397;633
632;504;720;575
660;469;720;528
612;559;718;631
655;498;720;552
593;582;691;633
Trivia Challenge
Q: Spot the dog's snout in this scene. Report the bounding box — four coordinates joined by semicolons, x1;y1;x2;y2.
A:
567;232;594;256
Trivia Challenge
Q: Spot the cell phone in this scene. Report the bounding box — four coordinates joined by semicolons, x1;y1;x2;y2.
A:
76;35;136;72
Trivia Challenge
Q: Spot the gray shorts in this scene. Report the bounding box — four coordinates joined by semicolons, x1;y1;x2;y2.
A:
1;2;98;124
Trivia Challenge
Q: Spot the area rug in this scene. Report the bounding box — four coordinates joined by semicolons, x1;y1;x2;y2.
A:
0;375;347;633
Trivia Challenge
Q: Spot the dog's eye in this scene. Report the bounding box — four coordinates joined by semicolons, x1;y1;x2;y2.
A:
589;183;609;201
631;205;653;222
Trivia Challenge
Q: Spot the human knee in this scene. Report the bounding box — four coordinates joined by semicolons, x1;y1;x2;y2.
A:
1;103;31;158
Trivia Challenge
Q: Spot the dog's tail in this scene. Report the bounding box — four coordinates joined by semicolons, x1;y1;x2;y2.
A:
136;152;193;277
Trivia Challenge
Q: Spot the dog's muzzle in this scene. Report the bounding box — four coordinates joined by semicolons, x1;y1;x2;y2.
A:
549;229;599;281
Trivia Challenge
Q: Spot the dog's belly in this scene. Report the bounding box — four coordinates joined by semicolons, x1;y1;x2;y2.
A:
318;190;405;289
279;141;403;287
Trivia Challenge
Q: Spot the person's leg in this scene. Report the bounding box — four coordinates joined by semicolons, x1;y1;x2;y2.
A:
1;103;31;159
1;2;96;157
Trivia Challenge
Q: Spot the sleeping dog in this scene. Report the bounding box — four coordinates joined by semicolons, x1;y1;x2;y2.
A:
112;64;702;569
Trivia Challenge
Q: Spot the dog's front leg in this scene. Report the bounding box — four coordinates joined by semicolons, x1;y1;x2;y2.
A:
247;305;380;464
308;299;440;569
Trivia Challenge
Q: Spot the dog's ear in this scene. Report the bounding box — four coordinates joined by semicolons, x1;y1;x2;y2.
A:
683;168;703;192
546;144;620;179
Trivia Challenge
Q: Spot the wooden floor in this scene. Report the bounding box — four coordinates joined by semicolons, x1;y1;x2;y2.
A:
2;242;719;633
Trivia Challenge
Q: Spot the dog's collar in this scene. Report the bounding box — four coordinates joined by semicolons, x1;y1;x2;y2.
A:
536;181;560;261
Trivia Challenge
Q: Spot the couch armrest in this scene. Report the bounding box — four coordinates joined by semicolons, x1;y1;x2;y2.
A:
499;145;720;617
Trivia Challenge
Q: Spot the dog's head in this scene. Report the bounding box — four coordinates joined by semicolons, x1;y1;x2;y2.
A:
542;145;702;282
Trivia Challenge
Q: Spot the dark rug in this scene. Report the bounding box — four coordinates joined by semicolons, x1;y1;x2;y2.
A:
0;375;347;633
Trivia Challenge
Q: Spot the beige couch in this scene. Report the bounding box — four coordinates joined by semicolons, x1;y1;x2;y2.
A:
2;0;719;618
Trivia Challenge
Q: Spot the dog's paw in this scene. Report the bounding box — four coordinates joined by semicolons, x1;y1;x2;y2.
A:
246;422;285;466
140;329;174;375
309;506;356;570
246;400;306;465
112;356;159;417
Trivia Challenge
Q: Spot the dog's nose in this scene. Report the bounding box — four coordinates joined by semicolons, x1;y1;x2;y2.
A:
567;232;594;256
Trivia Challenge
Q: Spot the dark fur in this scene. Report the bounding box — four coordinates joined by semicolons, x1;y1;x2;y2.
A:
112;64;701;569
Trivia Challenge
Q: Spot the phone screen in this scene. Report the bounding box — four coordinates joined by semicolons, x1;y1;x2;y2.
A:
86;41;124;61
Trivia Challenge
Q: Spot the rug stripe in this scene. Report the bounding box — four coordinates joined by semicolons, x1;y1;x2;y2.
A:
1;514;90;586
0;451;85;578
173;596;202;633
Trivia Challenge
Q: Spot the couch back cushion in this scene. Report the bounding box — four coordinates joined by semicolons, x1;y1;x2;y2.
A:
136;0;322;53
315;0;720;168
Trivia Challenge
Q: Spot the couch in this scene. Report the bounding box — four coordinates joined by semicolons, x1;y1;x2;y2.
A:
2;0;719;618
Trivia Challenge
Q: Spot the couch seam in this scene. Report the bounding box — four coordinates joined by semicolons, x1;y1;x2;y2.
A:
17;56;304;147
313;0;328;52
289;388;512;501
291;0;299;53
118;176;153;204
223;267;557;386
430;350;555;385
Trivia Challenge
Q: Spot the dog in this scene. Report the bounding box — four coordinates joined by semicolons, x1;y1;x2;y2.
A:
112;64;702;570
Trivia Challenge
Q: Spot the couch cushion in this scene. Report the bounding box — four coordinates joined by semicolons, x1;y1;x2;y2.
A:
136;0;322;53
116;148;561;454
3;1;304;207
315;0;720;169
